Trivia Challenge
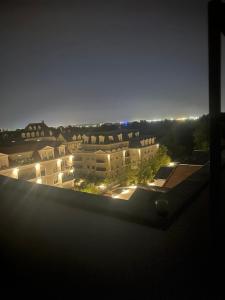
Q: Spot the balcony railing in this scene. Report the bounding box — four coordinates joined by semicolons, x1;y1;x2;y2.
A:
12;158;34;167
41;156;54;161
96;160;106;163
18;172;36;181
74;157;82;162
96;167;107;172
0;165;9;171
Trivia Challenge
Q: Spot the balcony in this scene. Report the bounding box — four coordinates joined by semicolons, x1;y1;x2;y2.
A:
75;165;83;169
74;157;82;162
96;159;106;164
41;156;54;161
18;172;36;181
96;167;106;172
11;158;34;167
41;169;46;176
58;152;65;157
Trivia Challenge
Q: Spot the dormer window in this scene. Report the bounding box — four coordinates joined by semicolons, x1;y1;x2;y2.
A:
83;135;89;144
108;136;114;142
117;134;123;142
140;140;145;147
99;135;105;144
91;136;96;144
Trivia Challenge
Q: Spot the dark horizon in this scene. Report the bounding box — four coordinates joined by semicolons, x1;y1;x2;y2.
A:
0;0;224;129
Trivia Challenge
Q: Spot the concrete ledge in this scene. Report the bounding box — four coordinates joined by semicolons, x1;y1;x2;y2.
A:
0;163;209;230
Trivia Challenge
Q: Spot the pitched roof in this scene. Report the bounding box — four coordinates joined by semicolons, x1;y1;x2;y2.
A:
25;121;49;131
0;141;63;155
163;164;202;189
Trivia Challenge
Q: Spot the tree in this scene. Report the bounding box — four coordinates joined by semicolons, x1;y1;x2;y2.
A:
137;163;154;184
118;165;139;186
137;145;171;184
193;115;209;151
79;183;101;195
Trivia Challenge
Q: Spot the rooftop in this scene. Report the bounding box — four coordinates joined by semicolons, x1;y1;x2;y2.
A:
164;164;203;189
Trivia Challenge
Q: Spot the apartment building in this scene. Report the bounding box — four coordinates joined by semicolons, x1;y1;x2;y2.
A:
0;121;159;186
20;121;55;142
74;131;159;178
0;140;81;189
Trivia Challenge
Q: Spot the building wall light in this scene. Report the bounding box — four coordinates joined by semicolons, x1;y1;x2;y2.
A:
58;172;63;179
36;178;42;184
35;163;40;170
57;159;62;168
12;168;19;177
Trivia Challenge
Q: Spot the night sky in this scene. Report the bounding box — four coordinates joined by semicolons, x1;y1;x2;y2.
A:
0;0;224;129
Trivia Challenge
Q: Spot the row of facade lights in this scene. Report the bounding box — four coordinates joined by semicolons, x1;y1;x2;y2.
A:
12;155;74;184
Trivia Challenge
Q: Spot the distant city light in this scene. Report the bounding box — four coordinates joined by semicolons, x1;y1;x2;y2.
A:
146;116;199;123
120;120;128;126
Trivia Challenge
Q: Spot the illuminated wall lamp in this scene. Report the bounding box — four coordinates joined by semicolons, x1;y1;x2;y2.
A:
36;178;42;184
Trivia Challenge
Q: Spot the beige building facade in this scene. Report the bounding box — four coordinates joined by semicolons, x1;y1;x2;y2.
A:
74;133;159;178
0;139;81;189
0;122;159;187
